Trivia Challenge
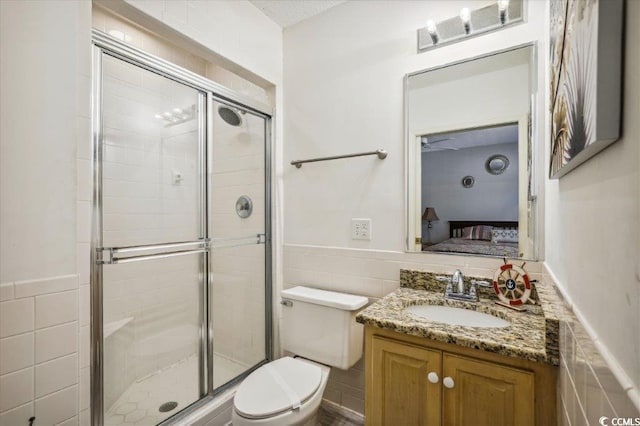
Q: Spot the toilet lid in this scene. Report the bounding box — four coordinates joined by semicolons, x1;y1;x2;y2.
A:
234;357;322;419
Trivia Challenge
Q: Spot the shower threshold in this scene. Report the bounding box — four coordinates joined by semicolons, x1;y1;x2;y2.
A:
105;353;249;425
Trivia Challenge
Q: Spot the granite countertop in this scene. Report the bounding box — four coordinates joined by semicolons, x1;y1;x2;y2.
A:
356;269;569;366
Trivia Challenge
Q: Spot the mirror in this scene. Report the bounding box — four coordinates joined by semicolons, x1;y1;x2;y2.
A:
406;45;538;259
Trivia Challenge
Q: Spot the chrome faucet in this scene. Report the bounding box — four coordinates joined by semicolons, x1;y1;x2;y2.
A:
435;269;491;303
452;269;465;294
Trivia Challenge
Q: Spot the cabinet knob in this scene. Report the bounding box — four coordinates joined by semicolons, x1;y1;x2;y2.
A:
443;376;455;389
427;372;439;384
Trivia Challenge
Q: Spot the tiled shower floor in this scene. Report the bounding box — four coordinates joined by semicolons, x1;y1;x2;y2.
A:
105;353;248;425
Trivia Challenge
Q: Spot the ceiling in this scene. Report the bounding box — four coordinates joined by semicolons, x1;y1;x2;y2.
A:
249;0;346;28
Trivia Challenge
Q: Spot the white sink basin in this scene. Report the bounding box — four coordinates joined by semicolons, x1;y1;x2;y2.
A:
404;305;510;328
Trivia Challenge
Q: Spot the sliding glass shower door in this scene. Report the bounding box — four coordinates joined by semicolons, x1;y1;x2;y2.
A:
92;33;271;426
97;54;207;426
209;100;269;389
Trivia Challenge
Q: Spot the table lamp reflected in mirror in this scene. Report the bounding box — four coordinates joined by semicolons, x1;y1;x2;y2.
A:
422;207;439;246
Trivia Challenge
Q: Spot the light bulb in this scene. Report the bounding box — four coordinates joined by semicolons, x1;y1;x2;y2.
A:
173;108;183;114
460;7;472;34
497;0;509;24
426;20;437;34
459;8;471;23
425;19;439;45
154;114;163;120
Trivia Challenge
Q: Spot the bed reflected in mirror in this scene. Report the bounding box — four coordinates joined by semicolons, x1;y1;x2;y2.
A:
420;124;520;258
405;45;538;259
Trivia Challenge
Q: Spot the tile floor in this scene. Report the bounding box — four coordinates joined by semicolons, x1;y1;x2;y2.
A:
105;353;248;425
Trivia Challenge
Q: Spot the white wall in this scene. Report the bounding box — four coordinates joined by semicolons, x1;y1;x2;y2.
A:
544;0;640;413
283;0;544;251
0;1;89;424
422;142;519;243
283;0;548;414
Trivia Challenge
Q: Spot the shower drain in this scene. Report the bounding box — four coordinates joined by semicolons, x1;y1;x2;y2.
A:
159;401;178;413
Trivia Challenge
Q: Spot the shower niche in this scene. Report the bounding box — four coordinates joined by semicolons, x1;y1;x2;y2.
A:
92;31;272;425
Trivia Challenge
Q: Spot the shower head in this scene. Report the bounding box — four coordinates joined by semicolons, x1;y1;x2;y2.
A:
218;105;243;127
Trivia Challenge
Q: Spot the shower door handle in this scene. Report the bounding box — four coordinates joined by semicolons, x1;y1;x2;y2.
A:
102;248;208;264
98;239;209;264
209;233;267;249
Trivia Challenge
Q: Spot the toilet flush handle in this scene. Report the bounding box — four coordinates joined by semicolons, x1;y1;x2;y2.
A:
281;300;293;307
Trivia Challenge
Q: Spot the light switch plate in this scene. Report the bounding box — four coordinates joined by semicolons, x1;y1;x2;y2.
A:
352;218;371;240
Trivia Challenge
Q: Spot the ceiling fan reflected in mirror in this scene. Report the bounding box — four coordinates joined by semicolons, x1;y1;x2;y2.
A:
420;135;459;152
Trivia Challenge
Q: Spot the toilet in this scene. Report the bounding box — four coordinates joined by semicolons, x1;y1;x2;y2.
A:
232;286;368;426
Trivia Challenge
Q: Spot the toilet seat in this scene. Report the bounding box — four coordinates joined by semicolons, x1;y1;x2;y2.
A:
234;357;323;420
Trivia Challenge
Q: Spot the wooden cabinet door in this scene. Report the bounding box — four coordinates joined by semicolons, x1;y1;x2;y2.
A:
442;353;535;426
368;336;442;426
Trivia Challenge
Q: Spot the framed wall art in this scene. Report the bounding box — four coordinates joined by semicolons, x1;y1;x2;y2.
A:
549;0;624;178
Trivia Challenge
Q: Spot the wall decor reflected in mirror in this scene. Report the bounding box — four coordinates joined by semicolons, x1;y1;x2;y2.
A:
406;45;538;259
485;154;510;175
461;175;475;188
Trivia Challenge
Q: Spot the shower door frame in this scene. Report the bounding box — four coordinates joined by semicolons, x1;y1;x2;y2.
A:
90;30;273;426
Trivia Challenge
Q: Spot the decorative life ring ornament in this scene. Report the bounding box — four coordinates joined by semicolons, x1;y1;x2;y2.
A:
492;259;532;306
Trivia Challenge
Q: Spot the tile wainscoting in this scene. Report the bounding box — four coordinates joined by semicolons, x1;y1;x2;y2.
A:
283;244;640;424
0;275;81;426
546;264;640;425
282;244;544;415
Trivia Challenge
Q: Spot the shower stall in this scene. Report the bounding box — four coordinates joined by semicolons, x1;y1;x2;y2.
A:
90;32;272;425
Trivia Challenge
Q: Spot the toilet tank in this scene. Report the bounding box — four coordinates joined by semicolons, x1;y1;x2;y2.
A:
281;286;368;370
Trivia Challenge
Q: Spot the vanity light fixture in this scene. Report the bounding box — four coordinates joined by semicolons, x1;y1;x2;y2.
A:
459;8;472;34
498;0;510;24
426;19;439;44
417;0;523;53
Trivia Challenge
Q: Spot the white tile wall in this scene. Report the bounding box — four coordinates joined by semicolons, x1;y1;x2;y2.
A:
282;244;544;414
0;333;34;376
35;354;78;399
35;291;78;330
34;385;78;426
0;368;34;412
0;274;80;423
35;322;78;364
547;265;640;425
0;402;33;426
0;298;34;338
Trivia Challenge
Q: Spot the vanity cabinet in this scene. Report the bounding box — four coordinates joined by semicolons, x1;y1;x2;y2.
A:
365;327;556;426
369;336;442;425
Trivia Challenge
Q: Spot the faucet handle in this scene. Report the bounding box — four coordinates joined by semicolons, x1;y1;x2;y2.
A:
471;279;492;287
435;276;451;282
